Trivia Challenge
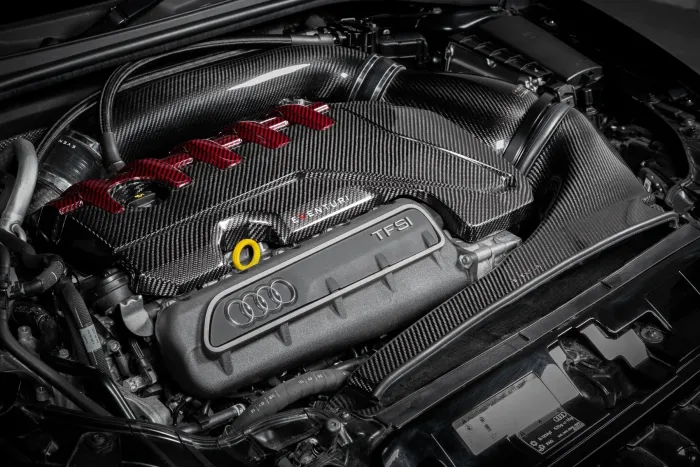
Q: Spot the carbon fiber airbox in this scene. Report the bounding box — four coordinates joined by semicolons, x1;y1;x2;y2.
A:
37;101;533;296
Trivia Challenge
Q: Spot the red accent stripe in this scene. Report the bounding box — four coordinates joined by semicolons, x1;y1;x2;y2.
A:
184;139;243;169
51;159;193;214
277;103;335;130
231;121;291;149
50;102;332;214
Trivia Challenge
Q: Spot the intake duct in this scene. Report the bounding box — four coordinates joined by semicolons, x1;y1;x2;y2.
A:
340;98;666;410
111;46;403;162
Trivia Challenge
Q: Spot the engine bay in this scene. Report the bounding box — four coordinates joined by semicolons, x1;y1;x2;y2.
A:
2;1;700;465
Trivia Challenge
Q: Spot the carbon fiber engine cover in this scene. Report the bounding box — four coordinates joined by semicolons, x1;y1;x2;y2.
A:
37;101;533;296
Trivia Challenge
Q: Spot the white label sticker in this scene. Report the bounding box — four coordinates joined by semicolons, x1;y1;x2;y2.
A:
79;325;102;353
452;373;561;455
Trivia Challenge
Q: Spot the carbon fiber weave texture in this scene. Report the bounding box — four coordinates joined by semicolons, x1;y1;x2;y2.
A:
383;72;538;155
345;108;663;397
112;46;381;163
40;102;533;296
0;128;46;152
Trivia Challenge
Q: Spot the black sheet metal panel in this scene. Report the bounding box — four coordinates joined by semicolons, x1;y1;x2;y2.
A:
347;107;663;399
37;100;533;296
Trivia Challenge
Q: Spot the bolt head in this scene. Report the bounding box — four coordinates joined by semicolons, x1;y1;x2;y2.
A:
326;418;342;433
459;255;473;269
640;326;664;344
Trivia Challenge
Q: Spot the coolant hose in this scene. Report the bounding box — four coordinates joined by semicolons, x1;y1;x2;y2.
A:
12;256;65;298
230;369;349;432
0;138;38;232
0;246;108;416
57;278;110;376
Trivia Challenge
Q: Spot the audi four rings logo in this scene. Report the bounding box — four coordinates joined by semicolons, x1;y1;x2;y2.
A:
224;279;297;327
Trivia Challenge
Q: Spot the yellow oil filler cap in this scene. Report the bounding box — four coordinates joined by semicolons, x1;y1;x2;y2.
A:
231;239;261;271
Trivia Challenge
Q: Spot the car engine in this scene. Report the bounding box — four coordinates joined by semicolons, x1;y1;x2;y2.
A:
1;2;698;465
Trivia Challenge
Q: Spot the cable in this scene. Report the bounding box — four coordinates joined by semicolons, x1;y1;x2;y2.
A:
0;246;109;416
34;48;255;164
36;94;98;161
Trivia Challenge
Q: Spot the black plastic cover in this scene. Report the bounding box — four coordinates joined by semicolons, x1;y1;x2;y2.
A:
155;200;472;397
475;15;602;86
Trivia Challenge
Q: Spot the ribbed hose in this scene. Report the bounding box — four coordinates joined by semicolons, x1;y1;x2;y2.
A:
14;256;64;297
230;369;349;432
56;278;110;376
0;139;38;233
0;245;108;416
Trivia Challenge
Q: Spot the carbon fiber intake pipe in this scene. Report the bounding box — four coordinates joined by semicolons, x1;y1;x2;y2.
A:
111;46;403;162
382;72;538;155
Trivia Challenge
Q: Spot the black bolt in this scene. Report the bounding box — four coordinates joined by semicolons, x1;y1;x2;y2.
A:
86;432;112;452
640;326;664;344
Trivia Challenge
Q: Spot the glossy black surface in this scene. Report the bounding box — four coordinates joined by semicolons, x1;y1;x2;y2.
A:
38;56;536;296
379;224;700;467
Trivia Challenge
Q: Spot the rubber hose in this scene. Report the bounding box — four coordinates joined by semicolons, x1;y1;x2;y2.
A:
56;278;110;376
0;248;108;416
0;227;35;256
64;308;89;365
0;139;38;232
11;304;60;352
35;48;253;161
230;369;349;432
178;402;243;434
15;256;64;297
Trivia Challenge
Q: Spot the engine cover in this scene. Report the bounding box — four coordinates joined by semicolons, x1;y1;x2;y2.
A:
156;199;522;397
37;101;532;296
